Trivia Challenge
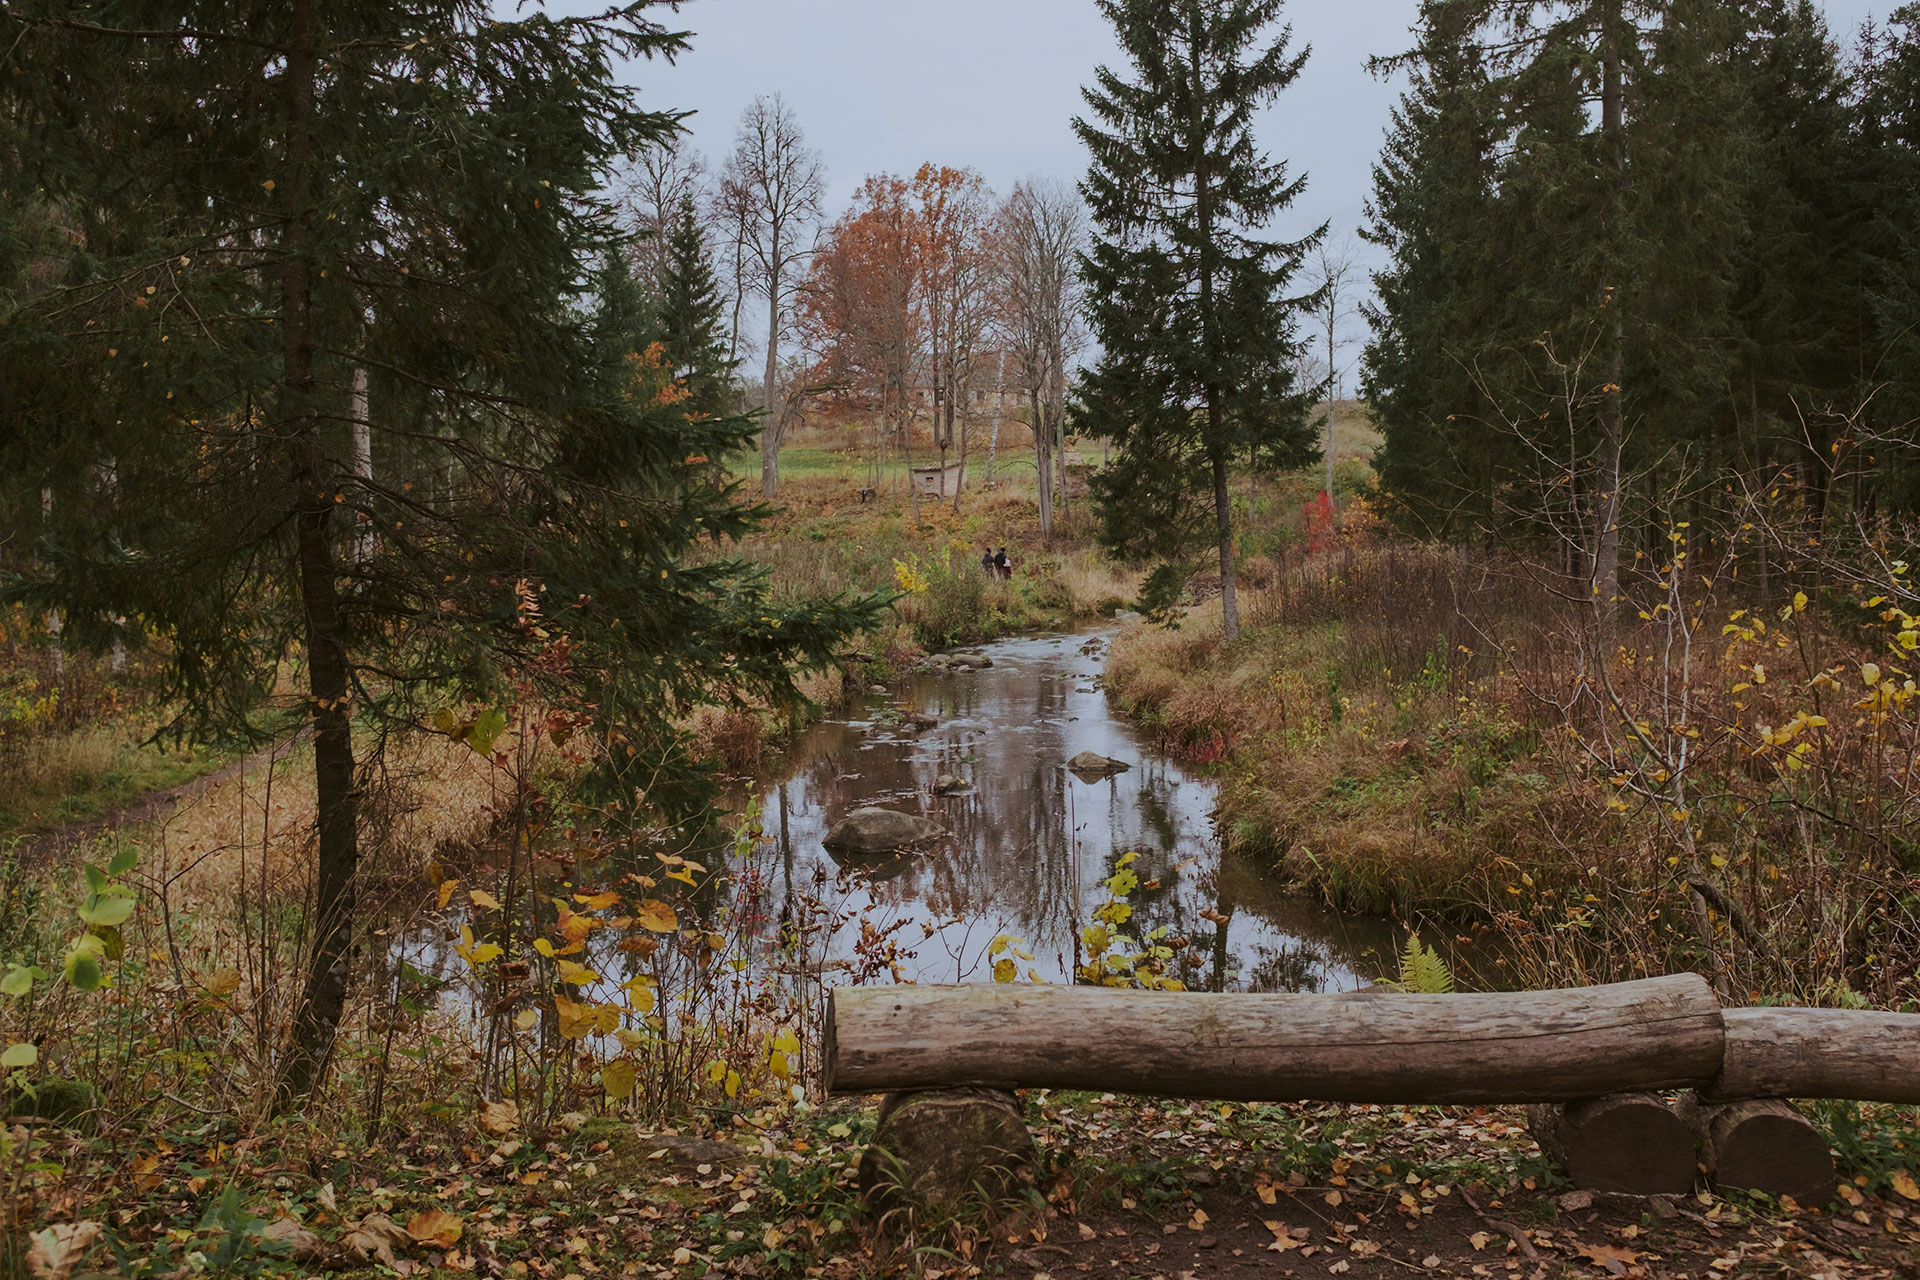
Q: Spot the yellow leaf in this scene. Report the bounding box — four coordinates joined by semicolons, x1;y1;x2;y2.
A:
468;889;502;911
555;959;599;986
437;879;458;910
1891;1169;1919;1201
634;899;678;933
405;1209;463;1249
513;1009;539;1031
993;958;1017;983
601;1058;637;1101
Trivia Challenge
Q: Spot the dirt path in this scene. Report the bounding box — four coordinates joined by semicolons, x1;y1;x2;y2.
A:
14;728;310;865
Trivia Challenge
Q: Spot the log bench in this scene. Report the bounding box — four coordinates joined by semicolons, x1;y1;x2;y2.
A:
824;975;1920;1211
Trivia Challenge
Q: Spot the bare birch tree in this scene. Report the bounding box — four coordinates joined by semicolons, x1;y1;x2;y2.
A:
620;140;708;292
722;94;825;497
1299;234;1362;503
912;165;995;507
993;178;1087;538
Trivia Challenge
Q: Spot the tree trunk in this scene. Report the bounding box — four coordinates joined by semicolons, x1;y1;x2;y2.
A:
278;0;359;1107
1212;442;1240;641
1696;1098;1835;1203
825;975;1724;1102
1526;1093;1699;1196
351;364;373;569
1055;414;1069;518
1712;1007;1920;1102
952;413;967;515
1031;393;1053;538
760;286;780;498
900;408;921;526
985;351;1005;483
1592;0;1627;638
39;487;62;682
856;1088;1035;1215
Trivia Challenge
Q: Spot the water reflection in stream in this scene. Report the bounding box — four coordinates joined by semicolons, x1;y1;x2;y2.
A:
736;628;1398;991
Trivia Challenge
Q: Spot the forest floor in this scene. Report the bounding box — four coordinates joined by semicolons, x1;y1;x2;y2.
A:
45;1085;1919;1279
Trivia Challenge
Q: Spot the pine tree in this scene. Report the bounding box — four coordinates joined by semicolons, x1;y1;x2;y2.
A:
0;0;878;1104
656;195;735;418
1072;0;1320;641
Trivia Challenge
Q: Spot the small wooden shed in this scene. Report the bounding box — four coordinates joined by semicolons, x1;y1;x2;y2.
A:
909;463;964;499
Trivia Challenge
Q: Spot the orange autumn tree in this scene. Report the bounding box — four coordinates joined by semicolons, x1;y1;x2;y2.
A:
798;174;925;511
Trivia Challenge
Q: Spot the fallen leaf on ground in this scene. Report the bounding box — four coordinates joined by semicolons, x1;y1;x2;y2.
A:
345;1213;413;1266
406;1208;463;1249
27;1222;102;1280
1263;1222;1301;1252
260;1217;324;1261
477;1099;519;1136
1890;1169;1919;1201
1576;1243;1641;1276
1559;1190;1595;1212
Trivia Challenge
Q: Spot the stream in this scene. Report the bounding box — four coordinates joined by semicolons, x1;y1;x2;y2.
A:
733;627;1401;991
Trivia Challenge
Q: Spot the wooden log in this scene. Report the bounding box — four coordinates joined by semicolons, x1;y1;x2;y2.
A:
1526;1093;1700;1196
1699;1098;1836;1204
825;975;1724;1103
1714;1008;1920;1102
855;1088;1036;1215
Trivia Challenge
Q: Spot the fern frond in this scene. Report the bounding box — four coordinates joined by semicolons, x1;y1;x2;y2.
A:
1394;932;1455;994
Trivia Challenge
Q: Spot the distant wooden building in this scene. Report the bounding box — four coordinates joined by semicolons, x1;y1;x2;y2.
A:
910;462;965;498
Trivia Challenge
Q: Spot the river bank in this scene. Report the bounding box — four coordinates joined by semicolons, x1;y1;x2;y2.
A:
1104;538;1920;1011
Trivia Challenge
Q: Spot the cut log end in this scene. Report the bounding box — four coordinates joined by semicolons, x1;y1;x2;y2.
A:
1528;1093;1699;1196
1704;1099;1836;1205
856;1089;1037;1218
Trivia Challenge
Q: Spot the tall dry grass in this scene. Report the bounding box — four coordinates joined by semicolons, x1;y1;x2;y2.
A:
1107;533;1920;1007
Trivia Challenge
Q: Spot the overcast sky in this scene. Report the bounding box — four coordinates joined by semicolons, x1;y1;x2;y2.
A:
631;0;1891;247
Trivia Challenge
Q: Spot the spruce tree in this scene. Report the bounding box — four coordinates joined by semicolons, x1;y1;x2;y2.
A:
1727;2;1867;514
0;0;878;1104
1863;5;1920;503
1362;0;1503;539
1072;0;1320;641
656;195;736;418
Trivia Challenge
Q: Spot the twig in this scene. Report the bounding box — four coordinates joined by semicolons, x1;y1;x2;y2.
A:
1687;874;1773;961
163;1092;226;1116
1458;1188;1540;1261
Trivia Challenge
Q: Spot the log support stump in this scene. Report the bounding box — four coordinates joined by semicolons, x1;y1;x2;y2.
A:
1527;1093;1699;1196
1699;1098;1835;1205
855;1088;1036;1218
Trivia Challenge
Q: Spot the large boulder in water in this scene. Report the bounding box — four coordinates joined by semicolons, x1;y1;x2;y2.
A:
823;807;949;854
1066;750;1131;780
